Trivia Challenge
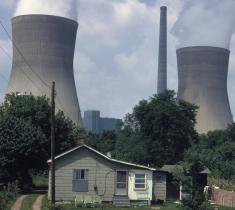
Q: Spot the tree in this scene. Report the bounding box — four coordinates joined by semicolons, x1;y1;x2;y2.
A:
173;158;212;210
0;93;83;184
114;90;198;167
86;130;116;154
113;129;149;165
185;127;235;179
0;116;47;184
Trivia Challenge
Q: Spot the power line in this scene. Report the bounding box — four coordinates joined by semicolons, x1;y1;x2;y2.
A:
0;20;66;111
0;43;45;94
0;21;51;89
0;42;66;112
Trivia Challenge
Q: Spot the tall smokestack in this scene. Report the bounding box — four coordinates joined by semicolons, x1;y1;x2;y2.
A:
177;46;233;134
157;6;167;94
7;15;83;127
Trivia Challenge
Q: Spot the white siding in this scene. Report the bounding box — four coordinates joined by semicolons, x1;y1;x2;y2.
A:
48;146;156;203
49;148;116;202
128;170;153;201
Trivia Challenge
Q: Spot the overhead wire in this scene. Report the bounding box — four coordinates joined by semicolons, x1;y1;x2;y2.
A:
0;21;51;89
0;43;45;93
0;20;67;111
0;41;47;95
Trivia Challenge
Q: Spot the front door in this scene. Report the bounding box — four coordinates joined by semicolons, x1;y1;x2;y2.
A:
116;171;127;195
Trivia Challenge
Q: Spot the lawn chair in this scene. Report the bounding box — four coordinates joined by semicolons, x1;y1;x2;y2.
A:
84;195;94;207
93;195;102;207
75;194;84;207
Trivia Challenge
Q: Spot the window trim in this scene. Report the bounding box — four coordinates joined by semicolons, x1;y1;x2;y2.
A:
72;169;89;192
73;169;89;181
134;173;146;190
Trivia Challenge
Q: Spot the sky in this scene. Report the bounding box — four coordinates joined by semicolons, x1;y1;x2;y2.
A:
1;0;235;120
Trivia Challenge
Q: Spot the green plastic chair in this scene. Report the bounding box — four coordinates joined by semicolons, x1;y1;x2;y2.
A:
93;195;102;207
84;195;94;207
75;194;84;207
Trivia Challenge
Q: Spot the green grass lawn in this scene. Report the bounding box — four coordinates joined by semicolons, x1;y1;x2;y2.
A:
41;196;49;210
21;194;38;210
217;206;235;210
41;196;179;210
32;175;48;187
43;205;152;210
41;196;235;210
154;202;180;210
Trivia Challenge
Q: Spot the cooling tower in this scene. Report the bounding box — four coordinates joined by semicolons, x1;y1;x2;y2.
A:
7;15;83;127
177;46;233;134
157;6;167;94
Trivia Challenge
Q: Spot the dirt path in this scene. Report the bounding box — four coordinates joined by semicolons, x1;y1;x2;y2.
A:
11;195;28;210
32;195;45;210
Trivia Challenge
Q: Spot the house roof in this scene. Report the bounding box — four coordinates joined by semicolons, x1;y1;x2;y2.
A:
161;164;182;173
161;164;211;174
47;144;156;171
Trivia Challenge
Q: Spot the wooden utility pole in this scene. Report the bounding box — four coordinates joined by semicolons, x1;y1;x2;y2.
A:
50;81;55;204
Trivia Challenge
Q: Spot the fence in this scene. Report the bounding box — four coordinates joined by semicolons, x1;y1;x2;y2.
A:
211;188;235;208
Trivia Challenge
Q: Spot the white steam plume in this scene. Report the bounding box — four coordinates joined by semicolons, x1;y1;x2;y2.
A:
14;0;77;20
171;0;235;49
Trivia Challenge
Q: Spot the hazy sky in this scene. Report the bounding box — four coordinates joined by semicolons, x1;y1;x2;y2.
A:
1;0;235;120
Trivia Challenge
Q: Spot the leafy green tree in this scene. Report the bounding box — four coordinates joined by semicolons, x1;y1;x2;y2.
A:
0;93;81;155
173;160;212;210
86;130;116;154
0;93;83;184
113;130;149;165
0;116;47;184
0;93;51;136
114;90;198;167
186;127;235;179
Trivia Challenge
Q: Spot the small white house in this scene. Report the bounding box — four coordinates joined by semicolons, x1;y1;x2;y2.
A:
48;144;167;205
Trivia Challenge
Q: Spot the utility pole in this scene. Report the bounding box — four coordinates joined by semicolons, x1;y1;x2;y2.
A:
50;81;55;204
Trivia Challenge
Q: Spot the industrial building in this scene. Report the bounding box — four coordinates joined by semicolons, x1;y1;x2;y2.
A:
177;46;233;133
156;6;233;133
6;7;233;134
83;110;121;134
7;15;83;127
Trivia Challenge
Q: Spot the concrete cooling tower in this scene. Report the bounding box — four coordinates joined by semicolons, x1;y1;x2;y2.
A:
177;46;233;134
7;15;82;127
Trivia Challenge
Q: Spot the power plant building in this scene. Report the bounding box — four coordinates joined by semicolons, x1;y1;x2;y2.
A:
177;46;233;133
83;110;121;134
7;15;83;127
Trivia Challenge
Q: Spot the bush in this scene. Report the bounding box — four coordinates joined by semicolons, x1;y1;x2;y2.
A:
0;191;17;210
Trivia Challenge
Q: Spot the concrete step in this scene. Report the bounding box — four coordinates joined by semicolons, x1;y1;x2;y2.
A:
113;195;130;207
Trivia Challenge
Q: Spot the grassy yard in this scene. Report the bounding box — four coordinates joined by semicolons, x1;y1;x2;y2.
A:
154;202;180;210
32;175;48;188
21;194;38;210
42;196;179;210
41;196;235;210
43;205;152;210
217;206;235;210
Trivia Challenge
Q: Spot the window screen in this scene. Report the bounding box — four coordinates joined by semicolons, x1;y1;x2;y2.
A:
72;169;88;192
135;173;146;189
73;169;88;180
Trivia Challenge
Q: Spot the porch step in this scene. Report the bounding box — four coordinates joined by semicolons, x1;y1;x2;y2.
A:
113;195;131;207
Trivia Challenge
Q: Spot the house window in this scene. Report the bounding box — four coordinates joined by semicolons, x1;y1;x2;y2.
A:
135;173;146;189
72;169;88;192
